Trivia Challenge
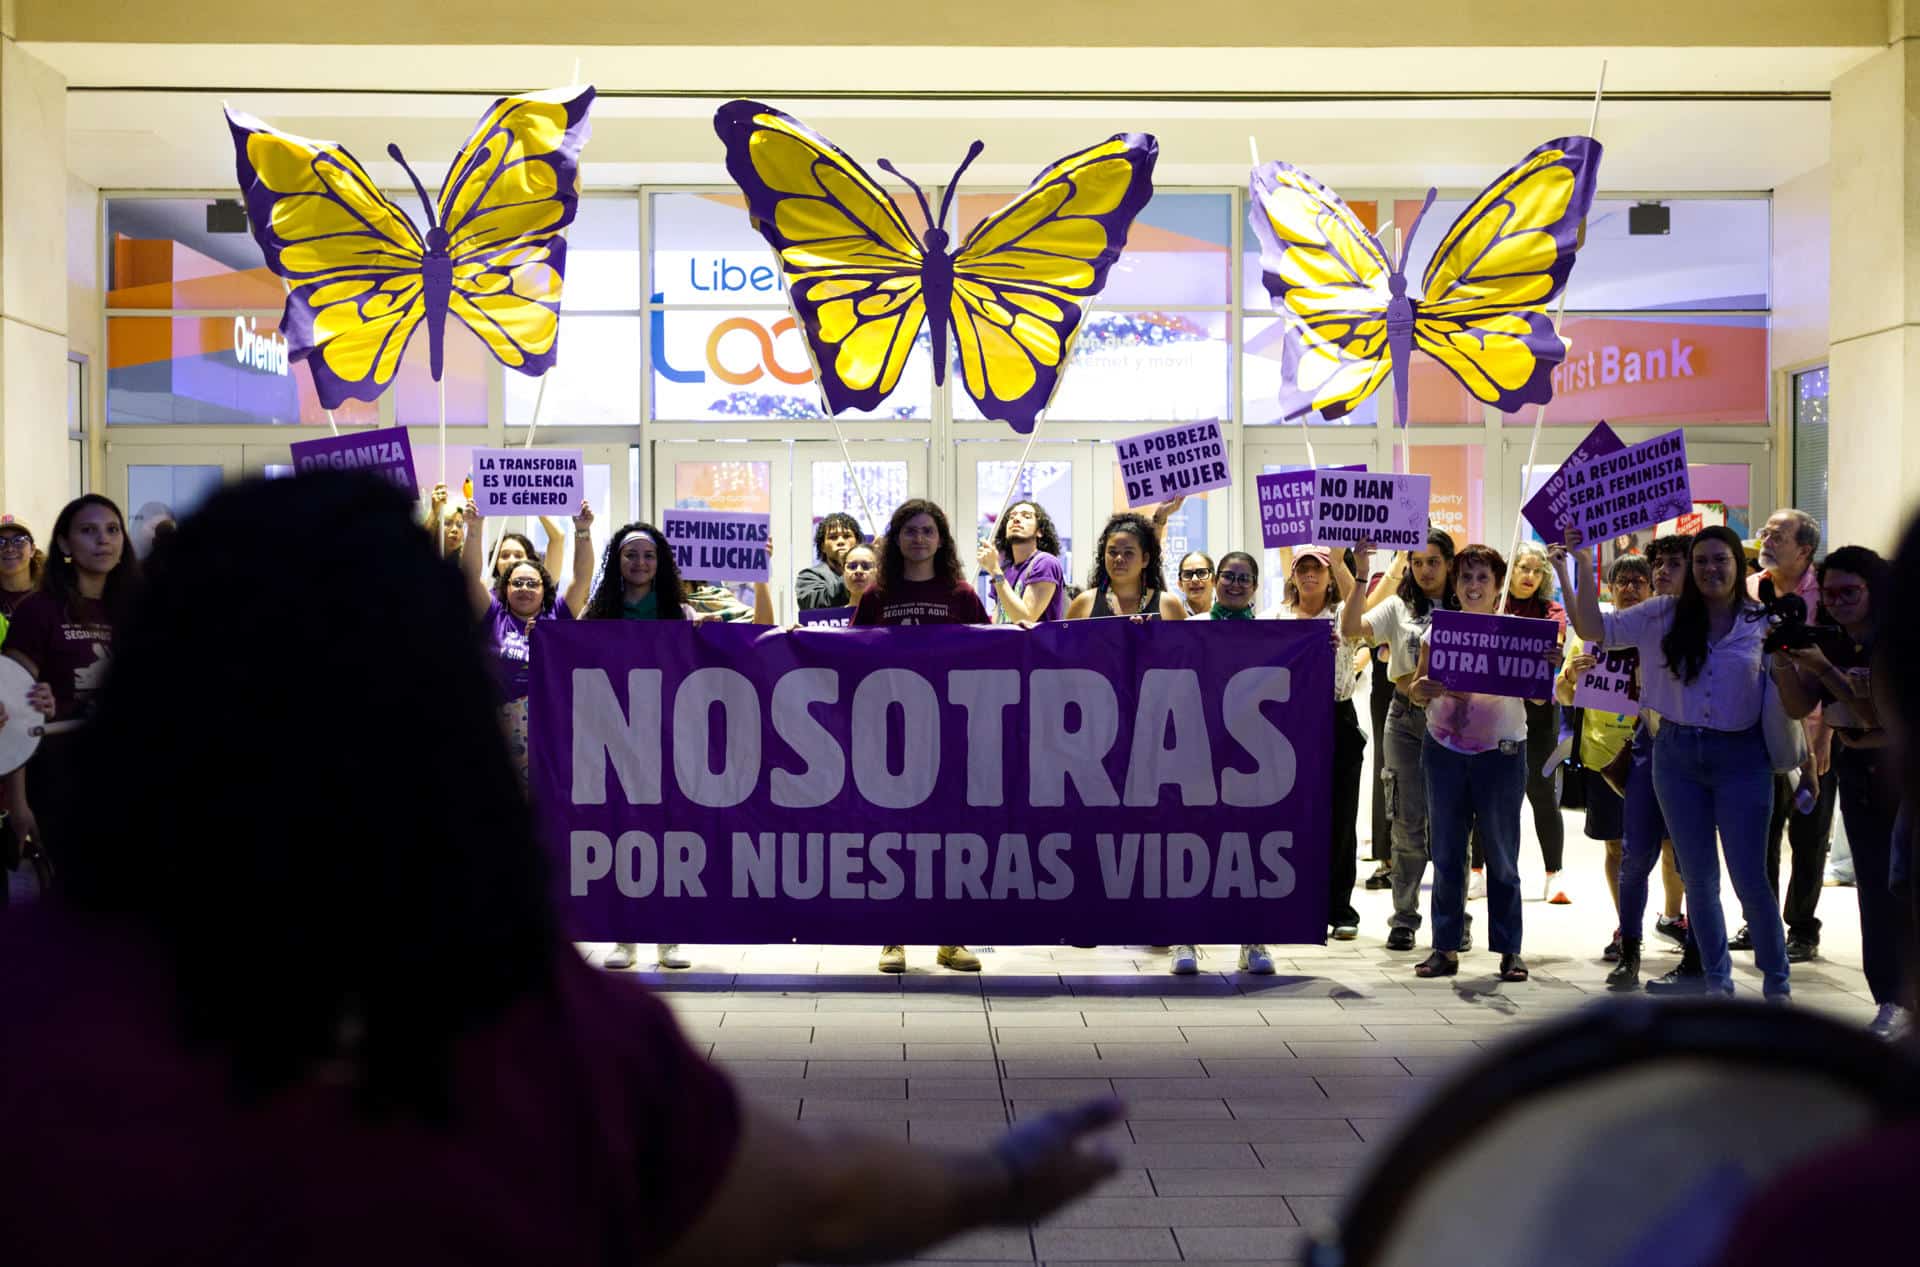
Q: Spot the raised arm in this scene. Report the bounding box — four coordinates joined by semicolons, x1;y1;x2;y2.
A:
562;503;595;616
459;501;491;616
1333;542;1372;643
975;540;1054;624
1157;590;1188;621
538;515;567;578
1147;494;1186;539
1551;539;1604;644
1364;550;1404;612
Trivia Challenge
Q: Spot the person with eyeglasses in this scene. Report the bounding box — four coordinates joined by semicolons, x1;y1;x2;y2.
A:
1558;526;1789;1001
1555;553;1652;987
1175;551;1215;617
1164;552;1274;976
460;499;597;787
1746;509;1835;964
1337;530;1461;954
1274;547;1368;942
0;514;45;632
1065;514;1188;622
1769;546;1909;1037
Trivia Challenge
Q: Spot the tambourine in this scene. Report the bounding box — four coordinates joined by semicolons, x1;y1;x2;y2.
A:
1302;999;1920;1267
0;657;80;776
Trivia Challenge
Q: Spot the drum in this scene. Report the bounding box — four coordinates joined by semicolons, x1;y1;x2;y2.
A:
1302;999;1920;1267
0;655;44;776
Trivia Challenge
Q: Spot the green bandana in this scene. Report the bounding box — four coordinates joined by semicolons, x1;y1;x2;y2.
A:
1208;601;1255;620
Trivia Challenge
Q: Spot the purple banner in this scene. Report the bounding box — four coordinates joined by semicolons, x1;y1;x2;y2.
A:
660;508;772;583
1256;463;1365;549
1522;420;1622;543
1427;609;1560;699
288;425;417;495
530;621;1333;943
798;606;854;627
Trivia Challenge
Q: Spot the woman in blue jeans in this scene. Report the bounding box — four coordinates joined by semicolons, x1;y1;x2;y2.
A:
1560;526;1788;999
1404;544;1541;981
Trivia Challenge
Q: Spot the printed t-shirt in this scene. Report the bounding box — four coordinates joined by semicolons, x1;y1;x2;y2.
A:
1;591;113;720
1562;638;1636;766
0;907;742;1267
993;550;1067;623
487;597;573;703
854;576;990;626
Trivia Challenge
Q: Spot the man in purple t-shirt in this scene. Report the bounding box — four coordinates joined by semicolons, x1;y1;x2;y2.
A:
977;499;1067;624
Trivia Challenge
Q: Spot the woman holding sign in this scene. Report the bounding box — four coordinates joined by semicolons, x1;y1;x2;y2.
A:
1065;513;1187;622
1404;545;1541;982
459;499;595;786
1557;526;1789;1001
1337;531;1458;954
1276;547;1368;941
1501;542;1571;904
582;522;695;973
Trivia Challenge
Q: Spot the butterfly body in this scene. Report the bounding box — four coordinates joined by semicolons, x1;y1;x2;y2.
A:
227;86;594;411
715;101;1157;433
1250;138;1601;426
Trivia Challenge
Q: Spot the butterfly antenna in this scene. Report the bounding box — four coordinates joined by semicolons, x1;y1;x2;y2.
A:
1397;188;1438;273
935;140;986;231
876;158;935;234
387;143;438;230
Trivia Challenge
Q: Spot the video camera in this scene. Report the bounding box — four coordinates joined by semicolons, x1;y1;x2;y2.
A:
1754;577;1847;657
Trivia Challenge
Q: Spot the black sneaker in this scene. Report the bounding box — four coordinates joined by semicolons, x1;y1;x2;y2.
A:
1459;915;1474;954
1654;915;1689;947
1364;864;1393;891
1603;929;1622;962
1386;927;1416;952
1606;939;1641;990
1645;965;1710;995
1728;925;1754;951
1786;936;1818;963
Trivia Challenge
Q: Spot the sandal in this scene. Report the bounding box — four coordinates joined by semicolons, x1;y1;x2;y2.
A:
1414;951;1458;978
1499;953;1530;982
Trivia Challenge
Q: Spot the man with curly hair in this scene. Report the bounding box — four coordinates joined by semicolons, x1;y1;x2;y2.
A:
977;500;1066;623
797;511;864;611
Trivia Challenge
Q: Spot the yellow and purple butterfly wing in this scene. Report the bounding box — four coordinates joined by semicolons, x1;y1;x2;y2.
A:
226;108;427;410
1247;162;1394;423
1413;136;1603;413
714;100;929;415
436;86;595;380
948;133;1158;433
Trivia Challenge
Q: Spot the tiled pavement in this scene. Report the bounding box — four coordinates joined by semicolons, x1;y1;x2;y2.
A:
584;834;1879;1267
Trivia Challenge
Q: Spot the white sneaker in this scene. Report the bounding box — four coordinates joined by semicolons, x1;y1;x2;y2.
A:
1466;869;1487;901
656;943;691;969
1239;944;1275;975
1541;872;1559;903
1169;944;1199;975
604;943;637;970
1870;1003;1911;1040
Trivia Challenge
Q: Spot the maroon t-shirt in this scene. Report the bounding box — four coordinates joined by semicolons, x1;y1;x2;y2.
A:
0;591;113;720
0;909;741;1266
852;575;990;626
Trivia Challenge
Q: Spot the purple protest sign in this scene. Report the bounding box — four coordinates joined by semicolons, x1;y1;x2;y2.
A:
1561;429;1693;548
530;620;1333;944
1522;420;1622;543
1256;464;1366;549
1116;420;1231;508
660;508;771;583
1426;609;1560;700
1310;468;1430;550
471;447;584;516
798;606;854;627
288;426;417;495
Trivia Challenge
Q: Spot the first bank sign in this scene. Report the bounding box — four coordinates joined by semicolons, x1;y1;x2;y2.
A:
651;255;813;387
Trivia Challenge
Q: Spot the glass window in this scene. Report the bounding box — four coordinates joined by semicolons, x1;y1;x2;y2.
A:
954;191;1230;308
975;460;1076;583
504;315;641;427
809;460;911;544
1503;313;1768;426
1391;444;1485;549
395;329;490;427
1792;366;1829;539
671;459;773;515
126;465;222;557
955;310;1227;423
649;190;909;306
563;197;641;310
106;316;379;427
650;307;932;421
107;198;279;310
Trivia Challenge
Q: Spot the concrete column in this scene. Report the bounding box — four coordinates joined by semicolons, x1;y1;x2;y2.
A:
0;29;71;531
1828;13;1920;553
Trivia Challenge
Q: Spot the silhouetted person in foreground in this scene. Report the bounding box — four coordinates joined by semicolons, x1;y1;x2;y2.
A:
0;473;1120;1266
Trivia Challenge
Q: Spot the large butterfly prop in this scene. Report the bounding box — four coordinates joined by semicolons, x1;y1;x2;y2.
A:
1250;137;1601;427
715;101;1157;434
226;86;594;411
